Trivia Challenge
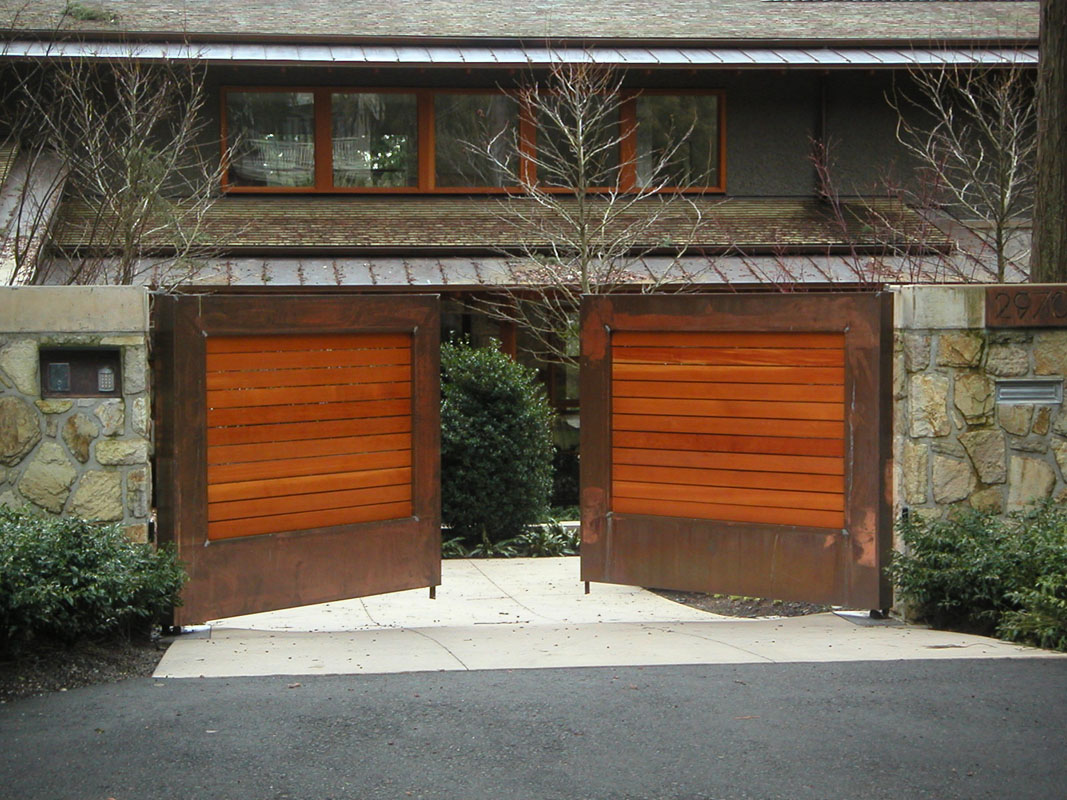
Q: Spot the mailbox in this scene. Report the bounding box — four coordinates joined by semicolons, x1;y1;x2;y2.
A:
39;348;122;398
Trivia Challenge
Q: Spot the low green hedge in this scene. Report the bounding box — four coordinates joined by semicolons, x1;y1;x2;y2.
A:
889;501;1067;651
0;508;186;654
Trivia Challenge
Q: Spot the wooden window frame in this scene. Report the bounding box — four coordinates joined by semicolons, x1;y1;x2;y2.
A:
220;87;726;195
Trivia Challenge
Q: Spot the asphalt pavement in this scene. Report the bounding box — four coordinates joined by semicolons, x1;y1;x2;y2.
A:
4;558;1066;799
3;659;1066;799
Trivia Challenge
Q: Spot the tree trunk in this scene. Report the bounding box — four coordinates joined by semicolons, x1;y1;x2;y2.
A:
1032;0;1067;282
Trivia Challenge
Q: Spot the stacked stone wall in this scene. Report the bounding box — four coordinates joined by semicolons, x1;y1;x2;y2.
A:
0;287;151;541
894;286;1067;523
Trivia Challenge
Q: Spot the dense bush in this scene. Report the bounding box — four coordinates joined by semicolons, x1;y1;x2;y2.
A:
889;502;1067;650
0;508;186;654
441;339;555;545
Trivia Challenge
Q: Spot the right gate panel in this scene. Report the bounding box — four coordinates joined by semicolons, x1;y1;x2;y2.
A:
580;293;892;609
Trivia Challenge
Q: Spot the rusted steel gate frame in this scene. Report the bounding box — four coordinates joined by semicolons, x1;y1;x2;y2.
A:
154;293;440;625
579;292;893;609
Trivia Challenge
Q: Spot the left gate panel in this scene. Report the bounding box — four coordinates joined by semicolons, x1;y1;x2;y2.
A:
154;294;440;625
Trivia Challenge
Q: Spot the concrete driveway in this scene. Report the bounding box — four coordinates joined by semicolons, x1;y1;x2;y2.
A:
155;557;1060;678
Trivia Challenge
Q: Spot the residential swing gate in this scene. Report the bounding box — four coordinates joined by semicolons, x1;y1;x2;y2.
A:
578;293;893;610
154;294;440;625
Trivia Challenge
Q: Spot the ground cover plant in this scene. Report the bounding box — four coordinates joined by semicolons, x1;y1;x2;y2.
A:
440;339;555;549
0;507;186;657
889;501;1067;651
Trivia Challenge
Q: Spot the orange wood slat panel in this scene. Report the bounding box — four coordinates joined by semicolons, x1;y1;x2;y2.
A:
612;331;844;349
207;500;413;540
209;482;412;523
612;346;844;367
208;432;411;466
612;380;846;403
614;413;845;445
207;372;410;409
613;396;843;421
207;332;410;354
612;463;844;494
208;467;412;504
207;347;411;373
207;415;411;447
613;480;844;512
206;360;412;390
207;446;412;486
208;397;410;428
614;447;844;476
612;363;844;385
612;496;844;529
612;426;844;457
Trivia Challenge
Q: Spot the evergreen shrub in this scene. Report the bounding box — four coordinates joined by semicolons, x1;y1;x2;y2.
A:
0;508;186;654
889;502;1067;650
440;340;555;545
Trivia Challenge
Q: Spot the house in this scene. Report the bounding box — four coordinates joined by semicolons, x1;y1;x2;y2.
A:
0;1;1056;618
0;1;1041;409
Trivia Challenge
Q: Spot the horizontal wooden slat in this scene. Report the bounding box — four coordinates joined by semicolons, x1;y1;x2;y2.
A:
209;432;411;466
612;363;844;385
613;496;844;529
208;467;412;504
614;480;843;512
612;425;844;456
612;380;846;403
207;360;412;390
614;420;845;444
208;348;411;372
207;376;410;409
207;501;412;540
612;331;844;349
614;446;844;476
207;415;410;447
209;483;412;522
613;463;844;494
208;397;410;428
613;396;843;421
207;333;410;354
207;449;411;485
613;346;843;367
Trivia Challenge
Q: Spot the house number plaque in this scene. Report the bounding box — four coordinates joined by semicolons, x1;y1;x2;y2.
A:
986;285;1067;328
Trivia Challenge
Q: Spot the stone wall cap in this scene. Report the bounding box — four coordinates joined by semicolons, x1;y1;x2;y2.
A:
0;286;149;334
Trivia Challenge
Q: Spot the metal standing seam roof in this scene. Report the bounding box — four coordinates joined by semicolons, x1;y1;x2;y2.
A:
0;40;1040;68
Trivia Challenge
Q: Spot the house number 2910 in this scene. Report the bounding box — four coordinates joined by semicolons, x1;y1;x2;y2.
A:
986;286;1067;328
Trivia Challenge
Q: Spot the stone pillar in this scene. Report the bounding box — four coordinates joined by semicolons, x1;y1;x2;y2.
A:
0;287;152;541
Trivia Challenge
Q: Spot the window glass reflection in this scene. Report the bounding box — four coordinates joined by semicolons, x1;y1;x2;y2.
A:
332;93;418;188
227;92;315;187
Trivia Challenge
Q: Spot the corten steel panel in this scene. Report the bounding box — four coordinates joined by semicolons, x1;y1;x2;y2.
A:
580;292;892;610
154;293;440;625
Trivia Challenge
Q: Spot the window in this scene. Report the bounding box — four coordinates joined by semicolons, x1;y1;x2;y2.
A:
221;88;724;194
434;93;519;188
226;91;315;187
332;93;418;188
636;94;721;188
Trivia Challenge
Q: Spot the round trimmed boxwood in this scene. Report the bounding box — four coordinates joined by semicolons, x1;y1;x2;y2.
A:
441;340;555;545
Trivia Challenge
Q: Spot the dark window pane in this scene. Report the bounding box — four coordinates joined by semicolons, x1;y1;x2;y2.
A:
536;104;620;189
226;92;315;187
636;95;720;187
332;93;418;188
435;94;519;187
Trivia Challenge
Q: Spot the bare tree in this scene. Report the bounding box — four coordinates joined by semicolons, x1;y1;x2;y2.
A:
468;61;714;365
1031;0;1067;283
2;49;228;286
886;61;1037;282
